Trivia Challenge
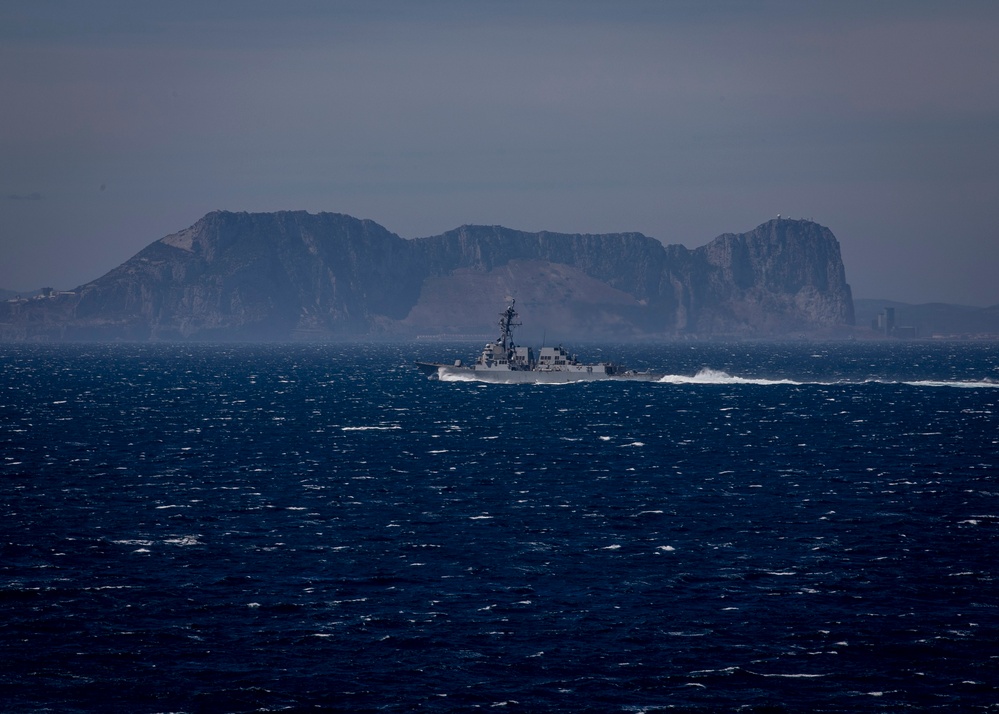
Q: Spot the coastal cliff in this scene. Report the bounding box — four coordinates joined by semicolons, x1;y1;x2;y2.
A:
0;212;854;341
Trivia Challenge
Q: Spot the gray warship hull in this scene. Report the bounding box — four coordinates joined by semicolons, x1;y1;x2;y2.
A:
415;300;663;384
415;361;663;383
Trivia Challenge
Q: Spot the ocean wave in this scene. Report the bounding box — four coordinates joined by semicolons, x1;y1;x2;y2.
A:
5;341;998;713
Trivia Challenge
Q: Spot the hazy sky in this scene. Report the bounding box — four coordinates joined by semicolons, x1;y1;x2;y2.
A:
3;1;998;305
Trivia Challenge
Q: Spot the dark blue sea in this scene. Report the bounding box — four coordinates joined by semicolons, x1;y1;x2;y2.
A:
2;341;998;713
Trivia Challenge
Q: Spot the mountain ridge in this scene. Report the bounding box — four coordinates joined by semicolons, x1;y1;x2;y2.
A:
1;211;855;341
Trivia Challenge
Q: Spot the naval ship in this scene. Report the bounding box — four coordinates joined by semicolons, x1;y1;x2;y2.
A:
415;301;663;383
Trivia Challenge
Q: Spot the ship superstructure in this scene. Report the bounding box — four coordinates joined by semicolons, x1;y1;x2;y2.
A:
415;300;661;383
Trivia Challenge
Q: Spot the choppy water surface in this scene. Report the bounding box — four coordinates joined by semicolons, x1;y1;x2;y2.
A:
2;341;998;712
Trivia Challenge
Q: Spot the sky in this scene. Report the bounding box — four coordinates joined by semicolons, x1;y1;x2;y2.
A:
2;1;998;305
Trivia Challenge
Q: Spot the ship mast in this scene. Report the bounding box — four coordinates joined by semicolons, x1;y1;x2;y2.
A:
498;300;521;356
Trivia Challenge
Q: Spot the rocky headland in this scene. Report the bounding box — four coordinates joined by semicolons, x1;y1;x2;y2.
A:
0;211;855;341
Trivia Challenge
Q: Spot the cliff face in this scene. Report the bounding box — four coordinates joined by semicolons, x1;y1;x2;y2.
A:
68;211;423;340
0;212;854;341
689;220;855;333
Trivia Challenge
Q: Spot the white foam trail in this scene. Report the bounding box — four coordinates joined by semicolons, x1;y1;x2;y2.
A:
658;368;999;389
658;368;805;386
437;371;480;382
902;380;999;389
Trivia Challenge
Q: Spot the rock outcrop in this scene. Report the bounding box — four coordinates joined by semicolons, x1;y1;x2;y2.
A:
688;220;855;333
0;211;854;341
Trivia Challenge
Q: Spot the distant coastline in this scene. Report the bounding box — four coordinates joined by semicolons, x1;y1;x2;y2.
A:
854;299;999;340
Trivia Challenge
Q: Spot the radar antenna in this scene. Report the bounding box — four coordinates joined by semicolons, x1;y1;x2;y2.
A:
497;299;521;355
